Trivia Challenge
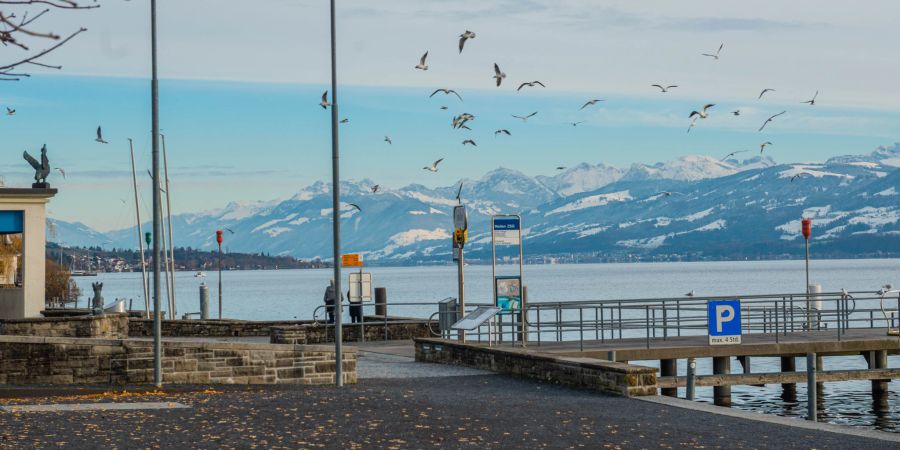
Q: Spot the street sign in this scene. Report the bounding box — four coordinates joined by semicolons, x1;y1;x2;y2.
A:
492;217;521;246
342;253;363;267
348;272;372;302
708;300;742;345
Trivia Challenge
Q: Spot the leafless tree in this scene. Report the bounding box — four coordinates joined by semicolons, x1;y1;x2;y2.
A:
0;1;100;81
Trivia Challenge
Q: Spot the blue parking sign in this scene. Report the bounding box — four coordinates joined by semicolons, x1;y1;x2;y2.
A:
707;300;741;345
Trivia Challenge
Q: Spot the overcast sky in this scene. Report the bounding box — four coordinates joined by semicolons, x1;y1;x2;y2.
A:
2;1;899;231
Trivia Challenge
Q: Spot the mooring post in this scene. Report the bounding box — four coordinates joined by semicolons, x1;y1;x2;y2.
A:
870;349;888;397
816;354;825;401
660;359;677;397
806;352;817;421
686;357;696;401
713;356;731;407
781;356;797;399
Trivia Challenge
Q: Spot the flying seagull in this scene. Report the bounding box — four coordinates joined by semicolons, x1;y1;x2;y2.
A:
759;141;773;153
720;150;748;161
494;129;511;136
701;43;724;60
340;118;349;124
687;117;697;133
54;167;66;179
512;112;538;122
658;191;684;197
371;185;380;193
732;110;741;116
415;51;429;70
452;113;475;129
790;172;808;182
493;63;506;87
320;91;330;109
95;126;108;144
455;182;464;203
462;139;477;146
689;104;715;120
458;124;472;130
458;30;475;53
6;107;14;116
570;121;585;127
347;203;361;212
802;90;819;105
758;88;775;99
758;110;786;132
429;88;463;101
517;81;546;91
384;136;392;145
580;99;605;110
440;106;448;110
423;158;444;172
555;166;566;170
651;84;678;93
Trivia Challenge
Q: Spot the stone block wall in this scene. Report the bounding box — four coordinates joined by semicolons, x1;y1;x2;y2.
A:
128;319;308;338
0;335;356;386
271;320;434;344
0;313;129;339
414;338;657;397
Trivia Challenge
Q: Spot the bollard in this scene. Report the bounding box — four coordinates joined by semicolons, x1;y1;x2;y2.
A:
375;287;387;317
686;357;696;401
806;352;817;421
199;283;210;320
660;359;677;397
713;356;731;407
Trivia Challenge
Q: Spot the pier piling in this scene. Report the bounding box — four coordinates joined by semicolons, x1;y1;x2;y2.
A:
780;356;797;399
870;349;888;396
712;356;731;407
660;359;677;397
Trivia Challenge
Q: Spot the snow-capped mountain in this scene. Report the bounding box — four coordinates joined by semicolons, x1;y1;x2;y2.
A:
51;146;900;263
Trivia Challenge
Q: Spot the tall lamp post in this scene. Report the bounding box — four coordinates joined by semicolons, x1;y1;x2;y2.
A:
149;0;162;389
216;229;223;320
802;218;812;330
328;0;344;387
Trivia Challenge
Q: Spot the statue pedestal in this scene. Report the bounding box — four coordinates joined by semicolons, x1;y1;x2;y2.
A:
31;183;50;189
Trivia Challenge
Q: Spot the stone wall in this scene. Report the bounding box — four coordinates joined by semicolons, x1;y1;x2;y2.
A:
414;338;657;397
0;335;356;386
128;319;308;338
271;319;434;344
0;313;129;339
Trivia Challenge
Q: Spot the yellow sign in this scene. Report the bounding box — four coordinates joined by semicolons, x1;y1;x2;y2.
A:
342;253;363;267
454;228;468;246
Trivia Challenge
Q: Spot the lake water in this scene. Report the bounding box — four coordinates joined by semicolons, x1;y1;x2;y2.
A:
74;258;900;432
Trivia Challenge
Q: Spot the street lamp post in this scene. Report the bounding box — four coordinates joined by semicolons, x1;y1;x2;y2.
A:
217;229;223;320
328;0;344;387
149;0;162;389
802;218;812;330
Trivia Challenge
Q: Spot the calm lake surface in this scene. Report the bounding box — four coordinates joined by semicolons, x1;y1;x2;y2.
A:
75;259;900;432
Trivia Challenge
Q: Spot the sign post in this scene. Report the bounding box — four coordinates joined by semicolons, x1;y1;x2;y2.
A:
453;205;468;341
216;229;223;320
491;214;525;345
708;299;742;345
801;218;812;330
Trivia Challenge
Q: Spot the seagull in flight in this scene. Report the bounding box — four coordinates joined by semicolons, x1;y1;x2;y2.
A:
570;121;585;127
493;63;506;87
347;203;361;212
651;84;678;93
701;43;724;60
415;51;429;70
689;104;715;120
440;106;448;110
790;172;808;182
320;91;330;109
95;126;108;144
556;166;566;170
512;112;538;122
384;136;392;145
340;118;349;124
802;90;819;105
758;88;775;99
494;129;511;136
759;141;773;153
658;191;684;197
423;158;444;172
732;110;741;116
371;185;380;193
223;227;235;235
430;88;463;101
452;113;475;129
458;30;476;53
580;99;605;110
720;150;748;161
462;139;477;147
517;81;546;91
758;111;786;132
54;167;66;179
5;107;14;116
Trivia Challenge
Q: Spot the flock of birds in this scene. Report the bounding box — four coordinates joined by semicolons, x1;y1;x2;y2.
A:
316;37;823;193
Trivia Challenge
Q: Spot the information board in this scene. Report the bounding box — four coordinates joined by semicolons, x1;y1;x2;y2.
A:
452;306;502;331
492;217;521;246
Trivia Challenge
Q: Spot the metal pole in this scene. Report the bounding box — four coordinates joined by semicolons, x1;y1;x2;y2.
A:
162;135;177;319
805;238;811;330
217;241;222;319
457;246;465;342
156;187;172;319
686;357;696;400
806;352;817;421
129;139;150;318
150;0;162;388
329;0;344;387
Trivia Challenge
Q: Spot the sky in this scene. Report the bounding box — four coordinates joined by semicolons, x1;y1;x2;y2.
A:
1;0;899;231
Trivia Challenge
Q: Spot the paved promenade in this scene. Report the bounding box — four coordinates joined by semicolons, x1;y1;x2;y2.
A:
0;344;893;448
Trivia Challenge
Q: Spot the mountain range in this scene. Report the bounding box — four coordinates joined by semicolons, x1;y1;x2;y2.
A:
49;143;900;264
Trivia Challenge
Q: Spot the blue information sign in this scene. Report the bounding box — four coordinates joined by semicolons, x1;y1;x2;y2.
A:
707;299;742;345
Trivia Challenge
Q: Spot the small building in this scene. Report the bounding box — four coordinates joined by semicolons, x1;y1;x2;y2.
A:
0;188;57;319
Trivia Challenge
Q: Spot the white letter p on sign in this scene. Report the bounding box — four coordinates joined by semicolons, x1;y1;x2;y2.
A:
715;305;735;333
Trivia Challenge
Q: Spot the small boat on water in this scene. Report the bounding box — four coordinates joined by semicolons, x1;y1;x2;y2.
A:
194;271;207;278
70;270;98;277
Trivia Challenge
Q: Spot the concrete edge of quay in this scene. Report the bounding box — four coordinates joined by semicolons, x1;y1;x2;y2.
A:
638;395;900;443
